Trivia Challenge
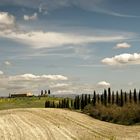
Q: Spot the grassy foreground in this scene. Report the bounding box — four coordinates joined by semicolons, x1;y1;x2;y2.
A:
0;96;61;110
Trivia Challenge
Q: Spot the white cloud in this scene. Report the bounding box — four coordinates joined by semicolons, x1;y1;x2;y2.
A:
0;12;15;30
97;81;111;88
4;61;11;65
0;30;130;49
50;83;69;88
114;42;131;49
102;53;140;66
9;74;68;81
24;13;37;21
0;71;4;75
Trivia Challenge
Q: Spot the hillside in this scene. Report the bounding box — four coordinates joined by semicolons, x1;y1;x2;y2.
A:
0;108;139;140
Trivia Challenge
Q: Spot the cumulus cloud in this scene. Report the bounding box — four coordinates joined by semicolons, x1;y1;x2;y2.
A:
97;81;111;88
0;12;15;30
102;53;140;66
23;13;37;21
114;42;131;49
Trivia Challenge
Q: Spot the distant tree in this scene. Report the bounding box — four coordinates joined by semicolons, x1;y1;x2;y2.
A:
97;94;100;104
103;89;107;106
108;88;111;104
88;94;91;104
101;94;104;105
134;89;137;103
81;94;85;109
116;91;119;106
71;99;74;109
77;96;80;109
84;94;88;106
48;90;51;95
129;90;132;103
92;91;96;106
52;101;55;108
41;90;43;96
124;92;127;104
74;96;80;109
66;99;69;108
45;90;47;95
112;91;115;104
139;90;140;104
120;89;124;107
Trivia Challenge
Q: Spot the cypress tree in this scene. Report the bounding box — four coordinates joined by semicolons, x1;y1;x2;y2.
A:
85;94;88;106
88;94;91;104
112;91;115;104
41;90;43;96
104;89;107;106
92;91;96;106
134;89;137;103
129;90;132;103
81;94;85;109
108;88;111;104
116;91;119;106
77;95;80;109
74;97;76;109
66;99;69;108
120;89;124;107
45;90;47;95
97;94;100;104
48;90;51;95
71;99;73;109
139;90;140;104
124;92;127;104
101;94;104;105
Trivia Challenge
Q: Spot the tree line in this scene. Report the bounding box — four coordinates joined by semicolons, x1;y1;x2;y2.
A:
45;88;140;109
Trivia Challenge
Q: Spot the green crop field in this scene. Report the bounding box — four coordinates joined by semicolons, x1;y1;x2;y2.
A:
0;96;61;110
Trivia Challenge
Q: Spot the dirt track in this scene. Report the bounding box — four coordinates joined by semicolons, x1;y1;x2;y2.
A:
0;108;139;140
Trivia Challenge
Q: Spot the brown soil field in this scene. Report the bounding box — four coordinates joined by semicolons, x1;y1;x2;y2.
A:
0;108;139;140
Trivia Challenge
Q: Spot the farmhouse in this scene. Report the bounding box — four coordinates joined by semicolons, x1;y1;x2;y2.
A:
10;92;33;98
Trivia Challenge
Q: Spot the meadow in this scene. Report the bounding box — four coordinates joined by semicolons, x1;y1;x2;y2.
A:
0;96;61;110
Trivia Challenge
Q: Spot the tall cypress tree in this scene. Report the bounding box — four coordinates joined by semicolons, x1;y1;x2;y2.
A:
134;88;137;103
71;99;73;109
81;94;85;109
124;92;127;104
104;89;107;106
129;90;132;103
97;94;100;104
108;88;111;104
88;94;91;104
116;91;119;106
41;90;43;96
112;91;115;104
139;90;140;104
92;91;96;106
120;89;124;107
101;94;104;105
77;95;80;109
85;94;88;106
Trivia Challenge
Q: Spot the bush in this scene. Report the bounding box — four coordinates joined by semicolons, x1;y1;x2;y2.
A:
83;103;140;125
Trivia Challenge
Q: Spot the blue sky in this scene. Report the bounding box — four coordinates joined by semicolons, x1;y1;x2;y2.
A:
0;0;140;96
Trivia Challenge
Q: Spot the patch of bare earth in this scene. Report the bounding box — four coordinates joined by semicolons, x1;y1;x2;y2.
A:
0;108;139;140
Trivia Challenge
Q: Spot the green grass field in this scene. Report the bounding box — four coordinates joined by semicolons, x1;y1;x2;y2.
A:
0;96;61;110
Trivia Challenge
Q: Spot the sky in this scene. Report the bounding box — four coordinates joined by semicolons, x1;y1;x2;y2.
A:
0;0;140;96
